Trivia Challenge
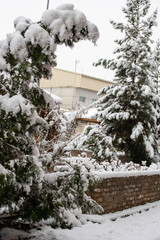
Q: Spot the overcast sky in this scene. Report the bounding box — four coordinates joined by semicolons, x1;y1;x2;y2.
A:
0;0;160;81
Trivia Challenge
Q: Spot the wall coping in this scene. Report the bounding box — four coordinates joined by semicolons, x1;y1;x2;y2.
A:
93;169;160;179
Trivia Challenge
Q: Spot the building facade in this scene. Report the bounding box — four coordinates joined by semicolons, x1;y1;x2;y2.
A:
40;68;113;110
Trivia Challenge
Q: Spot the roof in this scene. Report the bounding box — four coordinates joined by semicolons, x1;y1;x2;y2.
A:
76;118;100;124
55;68;114;85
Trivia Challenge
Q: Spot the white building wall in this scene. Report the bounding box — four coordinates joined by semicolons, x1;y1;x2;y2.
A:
43;87;99;110
75;88;99;108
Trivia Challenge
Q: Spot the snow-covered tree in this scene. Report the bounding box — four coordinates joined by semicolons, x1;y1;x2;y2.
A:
93;0;160;166
150;39;160;94
79;124;118;163
0;4;101;227
150;40;160;143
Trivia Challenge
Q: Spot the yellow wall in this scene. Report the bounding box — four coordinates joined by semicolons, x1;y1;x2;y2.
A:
40;68;113;91
40;68;81;88
80;75;110;91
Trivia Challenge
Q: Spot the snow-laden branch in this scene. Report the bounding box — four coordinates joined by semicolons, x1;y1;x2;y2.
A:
0;3;99;77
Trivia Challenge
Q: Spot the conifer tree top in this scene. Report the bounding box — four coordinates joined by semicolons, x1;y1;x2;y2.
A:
96;0;157;86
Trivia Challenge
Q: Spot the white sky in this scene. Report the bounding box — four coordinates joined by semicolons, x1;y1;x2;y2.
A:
0;0;160;81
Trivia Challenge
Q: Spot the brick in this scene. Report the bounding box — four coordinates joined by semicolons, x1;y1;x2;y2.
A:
88;174;160;214
94;188;102;193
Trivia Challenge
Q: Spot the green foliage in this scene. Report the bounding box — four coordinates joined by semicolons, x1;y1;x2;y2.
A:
93;0;160;165
1;163;102;228
0;173;16;208
83;125;118;163
0;5;100;227
0;108;34;162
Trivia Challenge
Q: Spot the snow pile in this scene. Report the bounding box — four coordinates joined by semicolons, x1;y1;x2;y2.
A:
61;155;160;178
0;94;33;116
29;200;160;240
41;4;99;44
9;32;28;62
80;108;98;119
25;24;55;53
14;16;33;32
0;93;46;128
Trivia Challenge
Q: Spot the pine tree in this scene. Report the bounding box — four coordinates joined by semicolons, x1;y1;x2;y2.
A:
94;0;160;166
0;4;101;226
150;40;160;143
150;39;160;94
81;124;118;163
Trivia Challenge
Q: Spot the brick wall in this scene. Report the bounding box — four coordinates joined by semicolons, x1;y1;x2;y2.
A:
88;174;160;213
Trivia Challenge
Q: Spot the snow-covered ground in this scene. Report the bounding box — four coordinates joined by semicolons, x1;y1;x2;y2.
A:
1;201;160;240
30;201;160;240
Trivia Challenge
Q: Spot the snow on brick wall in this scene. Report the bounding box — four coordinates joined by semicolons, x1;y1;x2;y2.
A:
88;175;160;213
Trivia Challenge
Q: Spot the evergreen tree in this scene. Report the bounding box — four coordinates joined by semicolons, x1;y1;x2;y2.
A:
94;0;160;166
150;39;160;94
80;124;118;164
150;39;160;142
0;4;101;226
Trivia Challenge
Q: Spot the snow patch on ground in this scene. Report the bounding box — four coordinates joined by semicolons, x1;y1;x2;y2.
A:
1;199;160;240
0;228;28;240
29;201;160;240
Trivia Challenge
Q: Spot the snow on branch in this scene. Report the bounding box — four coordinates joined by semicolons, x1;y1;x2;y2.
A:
130;122;144;140
0;3;99;73
41;3;99;45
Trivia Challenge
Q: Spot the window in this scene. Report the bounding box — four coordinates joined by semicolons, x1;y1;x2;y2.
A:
92;98;97;103
79;96;86;102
